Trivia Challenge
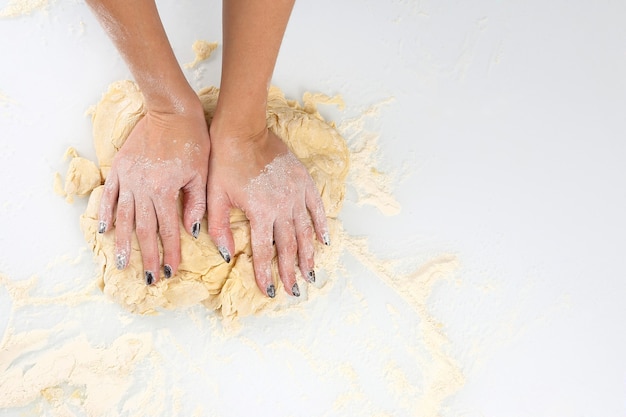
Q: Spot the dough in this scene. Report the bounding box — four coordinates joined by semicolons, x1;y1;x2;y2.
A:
78;80;349;319
184;40;219;69
54;147;101;203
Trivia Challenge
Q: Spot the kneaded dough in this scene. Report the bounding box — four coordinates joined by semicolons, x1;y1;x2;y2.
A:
54;147;101;203
79;80;349;319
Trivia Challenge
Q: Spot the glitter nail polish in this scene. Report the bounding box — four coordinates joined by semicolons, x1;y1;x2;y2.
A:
218;246;231;263
191;221;201;239
267;284;276;298
164;264;172;279
115;253;127;270
292;283;300;297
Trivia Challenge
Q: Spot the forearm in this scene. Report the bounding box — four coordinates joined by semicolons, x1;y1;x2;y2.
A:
212;0;295;139
86;0;197;113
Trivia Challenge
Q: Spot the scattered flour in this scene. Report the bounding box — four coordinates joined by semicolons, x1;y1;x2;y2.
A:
1;83;463;416
340;98;402;216
0;0;50;18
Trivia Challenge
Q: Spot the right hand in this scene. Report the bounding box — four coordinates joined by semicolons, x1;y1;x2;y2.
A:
98;99;210;285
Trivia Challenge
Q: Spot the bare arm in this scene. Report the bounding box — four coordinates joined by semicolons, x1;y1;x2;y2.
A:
86;0;197;112
207;0;329;298
87;0;210;285
211;0;295;137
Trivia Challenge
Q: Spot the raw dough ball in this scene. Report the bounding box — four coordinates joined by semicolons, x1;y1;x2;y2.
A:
80;80;349;319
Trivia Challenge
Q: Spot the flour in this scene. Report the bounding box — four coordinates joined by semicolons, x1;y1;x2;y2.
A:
339;98;402;216
0;273;154;416
0;0;50;18
0;91;16;106
1;83;463;417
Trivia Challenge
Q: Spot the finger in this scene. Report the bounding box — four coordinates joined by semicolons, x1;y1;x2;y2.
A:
207;188;235;264
305;180;330;245
273;217;299;297
249;216;276;298
98;173;119;234
182;174;207;239
134;196;160;285
293;203;316;284
113;189;134;272
154;190;181;279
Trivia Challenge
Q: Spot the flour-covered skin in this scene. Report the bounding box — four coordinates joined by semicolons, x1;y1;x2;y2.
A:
207;128;328;298
98;104;210;284
87;0;301;291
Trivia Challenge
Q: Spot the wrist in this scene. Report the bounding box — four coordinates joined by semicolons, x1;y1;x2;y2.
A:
139;76;201;115
209;108;267;146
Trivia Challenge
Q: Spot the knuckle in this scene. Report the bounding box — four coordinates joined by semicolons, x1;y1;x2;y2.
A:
117;193;134;212
299;221;315;239
303;250;315;267
164;250;181;266
298;235;314;253
189;200;206;214
158;224;178;241
279;239;298;257
252;243;273;261
135;224;153;240
115;209;131;223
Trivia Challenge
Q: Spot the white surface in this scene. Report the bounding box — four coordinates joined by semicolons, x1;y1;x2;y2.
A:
1;0;626;416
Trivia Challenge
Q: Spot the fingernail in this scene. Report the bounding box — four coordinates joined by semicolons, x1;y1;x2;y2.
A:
267;284;276;298
145;271;154;285
98;221;106;234
192;221;201;239
292;282;300;297
164;264;172;279
322;232;331;246
218;246;231;263
115;253;127;270
307;270;316;283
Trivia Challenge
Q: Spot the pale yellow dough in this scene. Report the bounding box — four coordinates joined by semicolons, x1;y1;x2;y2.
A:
78;80;349;319
54;147;101;203
184;40;219;69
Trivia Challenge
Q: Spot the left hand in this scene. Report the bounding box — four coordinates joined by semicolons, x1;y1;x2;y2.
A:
206;127;328;298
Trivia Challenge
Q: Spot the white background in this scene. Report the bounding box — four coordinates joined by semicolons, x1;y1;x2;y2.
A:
1;0;625;416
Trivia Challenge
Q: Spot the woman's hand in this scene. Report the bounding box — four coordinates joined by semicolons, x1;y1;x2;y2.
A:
98;102;210;285
207;127;329;298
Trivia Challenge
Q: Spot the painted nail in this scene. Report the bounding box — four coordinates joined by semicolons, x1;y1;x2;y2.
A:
98;221;106;234
115;253;127;270
145;271;154;286
267;284;276;298
307;270;316;283
218;246;231;263
164;264;172;279
292;283;300;297
191;221;201;239
322;232;331;246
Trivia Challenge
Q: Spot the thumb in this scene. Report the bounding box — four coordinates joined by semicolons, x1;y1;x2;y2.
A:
207;189;235;263
182;175;207;239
